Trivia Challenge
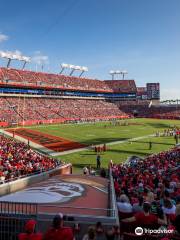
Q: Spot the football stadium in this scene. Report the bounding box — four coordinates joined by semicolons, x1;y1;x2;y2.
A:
0;1;180;240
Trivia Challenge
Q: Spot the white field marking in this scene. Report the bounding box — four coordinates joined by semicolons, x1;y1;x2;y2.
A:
0;128;155;157
7;119;139;130
16;121;110;129
53;134;155;156
105;134;155;146
92;186;108;194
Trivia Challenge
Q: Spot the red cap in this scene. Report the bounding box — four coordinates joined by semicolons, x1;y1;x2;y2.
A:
25;219;36;233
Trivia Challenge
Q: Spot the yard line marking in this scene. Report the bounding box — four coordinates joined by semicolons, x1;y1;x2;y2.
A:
52;134;155;156
0;128;155;157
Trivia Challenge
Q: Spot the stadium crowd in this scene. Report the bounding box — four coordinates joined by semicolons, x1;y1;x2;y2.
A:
0;97;129;124
111;147;180;239
118;101;180;119
2;96;180;126
14;147;180;240
105;80;136;93
0;134;61;183
0;68;137;93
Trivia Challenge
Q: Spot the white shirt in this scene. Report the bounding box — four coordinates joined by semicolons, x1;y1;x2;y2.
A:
117;202;133;213
162;205;176;214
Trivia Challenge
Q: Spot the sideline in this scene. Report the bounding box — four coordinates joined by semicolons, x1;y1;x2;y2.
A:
55;134;155;156
0;128;155;157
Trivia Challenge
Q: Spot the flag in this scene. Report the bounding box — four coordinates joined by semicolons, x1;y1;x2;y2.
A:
148;100;152;108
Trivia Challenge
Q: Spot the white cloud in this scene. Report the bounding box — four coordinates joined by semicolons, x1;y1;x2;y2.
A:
161;88;180;100
32;51;49;65
0;33;9;43
6;50;22;56
13;50;22;56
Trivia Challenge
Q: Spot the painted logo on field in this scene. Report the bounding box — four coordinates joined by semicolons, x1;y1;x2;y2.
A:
0;180;84;203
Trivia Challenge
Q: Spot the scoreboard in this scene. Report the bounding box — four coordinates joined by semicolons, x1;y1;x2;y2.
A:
146;83;160;100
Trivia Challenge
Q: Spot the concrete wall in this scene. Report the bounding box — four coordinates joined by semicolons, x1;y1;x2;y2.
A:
0;164;72;197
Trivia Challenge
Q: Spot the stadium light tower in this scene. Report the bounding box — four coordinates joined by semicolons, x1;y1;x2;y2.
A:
60;63;88;77
79;66;88;77
69;64;76;76
0;51;30;69
60;63;69;74
121;70;128;80
19;56;31;70
109;70;115;80
109;70;121;80
0;51;13;68
109;70;128;80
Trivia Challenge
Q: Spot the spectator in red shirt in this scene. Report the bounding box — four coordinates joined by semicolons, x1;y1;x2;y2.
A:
122;202;167;227
43;213;74;240
18;219;42;240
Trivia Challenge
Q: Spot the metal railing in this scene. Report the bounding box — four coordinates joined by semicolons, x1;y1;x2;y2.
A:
0;201;37;240
37;204;115;218
0;165;62;185
109;168;119;224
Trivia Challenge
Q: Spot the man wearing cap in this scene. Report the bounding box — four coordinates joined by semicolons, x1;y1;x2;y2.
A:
18;219;42;240
44;213;74;240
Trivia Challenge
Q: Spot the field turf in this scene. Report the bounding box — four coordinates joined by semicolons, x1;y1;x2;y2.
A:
28;118;180;173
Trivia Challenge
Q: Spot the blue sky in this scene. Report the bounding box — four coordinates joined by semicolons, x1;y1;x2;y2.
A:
0;0;180;99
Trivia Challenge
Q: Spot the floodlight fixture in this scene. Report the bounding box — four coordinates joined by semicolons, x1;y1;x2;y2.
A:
61;63;69;68
121;70;128;79
69;65;76;76
60;62;88;77
81;66;88;72
19;56;31;70
2;52;13;68
20;56;31;62
69;64;74;69
60;63;69;74
11;53;19;60
0;50;30;69
74;65;81;70
109;70;115;74
79;66;88;77
109;69;128;80
109;70;118;80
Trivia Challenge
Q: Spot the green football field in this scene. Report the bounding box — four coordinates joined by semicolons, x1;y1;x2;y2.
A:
29;118;180;173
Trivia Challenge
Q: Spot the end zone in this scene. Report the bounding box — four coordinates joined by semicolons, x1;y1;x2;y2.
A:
7;128;86;153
